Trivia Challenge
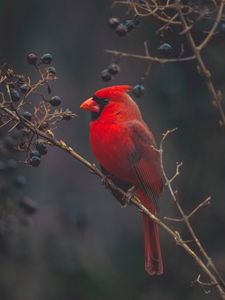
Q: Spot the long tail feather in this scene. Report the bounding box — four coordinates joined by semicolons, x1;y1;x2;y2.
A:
137;190;163;275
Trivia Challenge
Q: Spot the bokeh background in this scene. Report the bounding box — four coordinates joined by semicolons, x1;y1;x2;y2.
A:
0;1;225;299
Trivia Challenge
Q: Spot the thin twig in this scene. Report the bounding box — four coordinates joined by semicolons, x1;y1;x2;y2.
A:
105;49;196;64
164;196;212;222
188;196;211;219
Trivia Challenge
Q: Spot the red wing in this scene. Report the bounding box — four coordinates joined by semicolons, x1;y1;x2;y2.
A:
128;121;163;210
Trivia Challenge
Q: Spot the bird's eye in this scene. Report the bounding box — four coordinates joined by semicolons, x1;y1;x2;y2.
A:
102;98;109;104
92;95;109;106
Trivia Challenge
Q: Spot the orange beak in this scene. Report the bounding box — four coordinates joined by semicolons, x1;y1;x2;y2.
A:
80;98;100;113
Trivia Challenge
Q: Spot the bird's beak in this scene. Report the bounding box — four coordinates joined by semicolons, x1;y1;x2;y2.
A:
80;98;100;113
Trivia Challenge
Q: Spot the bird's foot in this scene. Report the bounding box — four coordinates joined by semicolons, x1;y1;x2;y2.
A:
101;174;111;189
121;186;136;208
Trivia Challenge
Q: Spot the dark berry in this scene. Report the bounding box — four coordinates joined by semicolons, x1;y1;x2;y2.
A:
19;197;38;215
108;17;120;29
41;53;53;64
115;23;127;36
30;149;41;158
22;111;32;121
124;20;136;32
10;89;20;102
49;95;61;106
132;84;145;97
14;175;27;188
101;69;112;81
30;156;41;167
158;43;173;57
20;83;29;94
27;53;38;65
47;66;56;75
108;63;120;75
36;139;47;155
7;159;18;171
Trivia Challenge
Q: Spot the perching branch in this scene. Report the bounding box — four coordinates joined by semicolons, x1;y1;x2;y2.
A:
0;102;224;299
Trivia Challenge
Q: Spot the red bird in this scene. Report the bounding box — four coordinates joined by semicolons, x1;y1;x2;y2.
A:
80;85;163;275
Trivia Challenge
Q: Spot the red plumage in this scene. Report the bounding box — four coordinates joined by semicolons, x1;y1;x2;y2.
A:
80;85;163;275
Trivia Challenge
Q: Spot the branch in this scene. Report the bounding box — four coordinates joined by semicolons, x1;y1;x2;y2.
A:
198;1;225;51
176;0;225;128
188;196;212;219
105;49;196;64
164;196;211;222
159;128;225;297
1;105;225;299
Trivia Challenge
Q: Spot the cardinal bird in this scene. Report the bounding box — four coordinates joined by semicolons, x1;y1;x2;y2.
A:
80;85;163;275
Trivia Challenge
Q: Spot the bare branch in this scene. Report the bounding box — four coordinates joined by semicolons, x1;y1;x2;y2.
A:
165;161;183;186
198;1;225;51
176;0;225;128
188;197;212;219
159;127;225;296
105;49;196;64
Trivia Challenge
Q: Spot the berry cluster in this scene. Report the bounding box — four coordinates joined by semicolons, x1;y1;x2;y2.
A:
27;52;53;66
101;62;120;82
0;53;76;236
104;7;175;96
29;139;48;167
108;16;141;37
0;53;75;169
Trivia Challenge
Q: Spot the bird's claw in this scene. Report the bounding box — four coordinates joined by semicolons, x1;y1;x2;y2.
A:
121;186;136;208
101;175;111;188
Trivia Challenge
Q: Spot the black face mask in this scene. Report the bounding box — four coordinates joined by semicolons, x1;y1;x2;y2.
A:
91;95;109;121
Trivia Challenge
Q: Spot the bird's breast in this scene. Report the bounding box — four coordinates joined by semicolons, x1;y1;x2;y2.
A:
90;121;135;183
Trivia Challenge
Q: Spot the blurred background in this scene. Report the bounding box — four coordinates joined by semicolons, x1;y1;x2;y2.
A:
0;1;225;299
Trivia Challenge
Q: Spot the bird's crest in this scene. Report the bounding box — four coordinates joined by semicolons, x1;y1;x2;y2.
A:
94;85;131;100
